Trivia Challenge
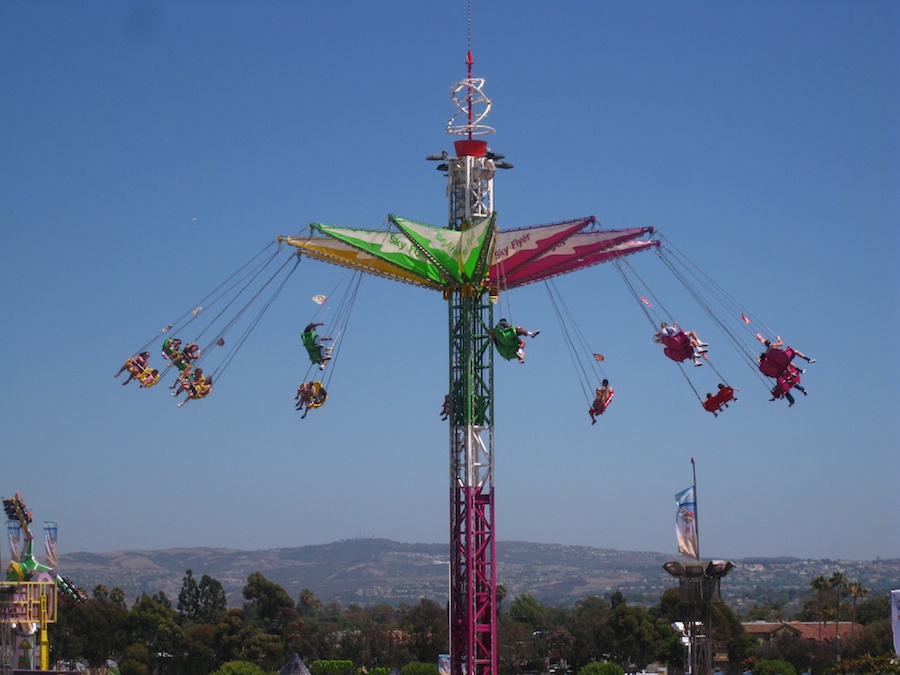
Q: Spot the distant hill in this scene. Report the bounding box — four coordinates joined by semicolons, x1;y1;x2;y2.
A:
58;538;898;611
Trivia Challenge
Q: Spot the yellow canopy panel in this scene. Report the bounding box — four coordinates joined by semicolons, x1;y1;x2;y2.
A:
278;236;445;291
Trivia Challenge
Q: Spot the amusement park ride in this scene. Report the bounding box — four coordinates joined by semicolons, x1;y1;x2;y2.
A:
1;492;85;673
109;6;814;675
275;49;656;675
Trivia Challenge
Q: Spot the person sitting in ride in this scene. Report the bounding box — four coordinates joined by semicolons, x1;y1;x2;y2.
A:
172;367;205;400
115;352;154;386
653;322;708;367
756;334;815;377
162;337;182;360
701;383;739;416
294;381;313;412
588;379;614;425
491;319;540;364
177;374;213;407
138;368;160;387
173;342;200;368
769;366;807;407
162;337;195;373
302;323;333;370
294;381;327;418
758;349;808;379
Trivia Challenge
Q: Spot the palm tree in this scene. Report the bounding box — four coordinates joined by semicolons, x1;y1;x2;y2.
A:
829;570;847;641
846;580;868;630
810;575;829;640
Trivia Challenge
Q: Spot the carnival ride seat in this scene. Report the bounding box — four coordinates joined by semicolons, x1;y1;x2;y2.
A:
492;325;520;361
589;388;615;416
662;332;694;362
702;386;736;414
773;366;801;396
308;381;327;408
123;358;160;387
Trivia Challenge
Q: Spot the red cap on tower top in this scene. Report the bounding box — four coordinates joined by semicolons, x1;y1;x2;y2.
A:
454;139;488;157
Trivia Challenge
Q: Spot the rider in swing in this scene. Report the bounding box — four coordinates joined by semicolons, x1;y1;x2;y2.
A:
302;322;333;370
589;379;613;425
491;318;540;364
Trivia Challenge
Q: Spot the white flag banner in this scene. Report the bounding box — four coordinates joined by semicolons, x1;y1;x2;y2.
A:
891;589;900;655
674;486;699;560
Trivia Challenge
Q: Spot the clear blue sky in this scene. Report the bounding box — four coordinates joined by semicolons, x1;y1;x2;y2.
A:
1;1;897;564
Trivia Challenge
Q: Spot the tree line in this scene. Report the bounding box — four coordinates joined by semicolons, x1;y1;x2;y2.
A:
46;570;896;675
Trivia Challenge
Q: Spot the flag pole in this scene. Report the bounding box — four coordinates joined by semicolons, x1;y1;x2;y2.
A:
691;457;700;561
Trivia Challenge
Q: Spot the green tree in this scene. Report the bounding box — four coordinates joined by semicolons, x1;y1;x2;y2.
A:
209;661;269;675
92;583;110;602
709;600;750;664
498;618;537;675
605;603;656;670
841;618;894;660
757;628;833;674
652;621;685;672
198;573;228;624
508;593;547;630
399;598;447;662
400;662;440;675
243;571;296;633
855;594;890;625
828;571;847;642
650;587;681;624
299;588;323;617
181;623;219;674
825;655;900;675
177;568;200;622
845;580;868;629
242;629;287;671
579;662;625;675
110;586;127;609
126;592;186;674
568;596;612;670
754;658;798;675
746;602;786;622
310;659;355;675
213;609;257;663
609;591;626;609
52;595;129;670
810;575;830;640
118;642;151;675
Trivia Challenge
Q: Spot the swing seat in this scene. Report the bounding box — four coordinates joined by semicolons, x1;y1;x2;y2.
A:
759;358;782;378
308;381;327;408
590;388;614;415
493;326;520;361
772;368;801;397
124;359;160;387
760;347;797;378
716;387;736;406
702;387;735;413
702;397;720;413
767;347;795;370
138;368;160;388
302;330;327;364
186;376;211;400
162;338;194;372
662;332;694;362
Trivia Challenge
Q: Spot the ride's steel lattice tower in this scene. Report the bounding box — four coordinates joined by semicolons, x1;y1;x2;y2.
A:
280;48;656;675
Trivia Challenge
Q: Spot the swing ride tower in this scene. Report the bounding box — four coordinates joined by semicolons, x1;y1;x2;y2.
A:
280;42;658;675
442;51;501;675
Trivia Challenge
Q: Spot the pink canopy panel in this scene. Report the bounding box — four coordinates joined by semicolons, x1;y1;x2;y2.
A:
492;226;657;289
